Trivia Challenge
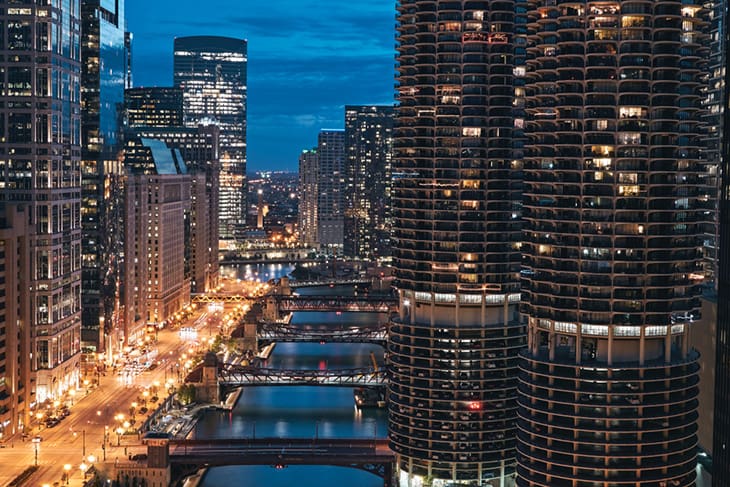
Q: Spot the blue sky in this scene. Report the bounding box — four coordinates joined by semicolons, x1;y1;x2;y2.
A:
126;0;395;172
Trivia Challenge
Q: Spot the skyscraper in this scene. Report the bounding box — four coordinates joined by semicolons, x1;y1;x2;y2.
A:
298;148;318;247
174;36;247;240
714;0;730;479
344;105;394;261
123;138;191;330
316;129;346;254
80;0;128;351
390;1;523;485
0;0;83;403
520;2;706;486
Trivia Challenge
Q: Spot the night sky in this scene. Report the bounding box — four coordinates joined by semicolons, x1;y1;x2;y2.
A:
126;0;396;172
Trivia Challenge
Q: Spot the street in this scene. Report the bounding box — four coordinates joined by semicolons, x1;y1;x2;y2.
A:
0;280;251;487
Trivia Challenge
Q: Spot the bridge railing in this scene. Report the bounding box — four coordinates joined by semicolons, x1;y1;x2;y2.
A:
219;365;387;387
258;323;387;344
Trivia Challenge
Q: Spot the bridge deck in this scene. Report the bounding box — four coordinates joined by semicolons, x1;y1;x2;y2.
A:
170;438;392;465
258;323;387;345
219;365;387;387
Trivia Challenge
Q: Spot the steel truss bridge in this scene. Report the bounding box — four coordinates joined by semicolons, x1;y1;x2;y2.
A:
275;295;397;313
169;438;395;486
191;293;248;303
289;278;371;288
219;365;387;388
258;323;387;346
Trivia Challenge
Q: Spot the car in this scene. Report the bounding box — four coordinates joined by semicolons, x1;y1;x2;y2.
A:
32;436;42;443
130;453;147;461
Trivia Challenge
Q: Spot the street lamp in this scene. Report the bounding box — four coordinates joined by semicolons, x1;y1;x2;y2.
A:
63;464;72;485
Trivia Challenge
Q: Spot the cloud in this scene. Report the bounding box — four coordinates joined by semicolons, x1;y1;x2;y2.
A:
126;0;395;171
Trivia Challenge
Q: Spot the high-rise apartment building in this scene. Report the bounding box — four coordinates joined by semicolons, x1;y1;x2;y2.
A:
316;129;346;254
174;36;247;241
80;0;128;351
0;0;83;403
714;0;730;479
298;148;318;246
344;105;394;261
390;1;524;485
520;2;706;486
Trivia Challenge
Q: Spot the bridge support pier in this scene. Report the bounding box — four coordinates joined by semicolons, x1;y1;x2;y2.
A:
196;351;221;404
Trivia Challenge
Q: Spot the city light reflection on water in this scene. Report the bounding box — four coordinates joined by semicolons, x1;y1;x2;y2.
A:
196;264;387;486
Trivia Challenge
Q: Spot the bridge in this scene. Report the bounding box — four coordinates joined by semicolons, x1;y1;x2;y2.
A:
169;438;396;486
289;278;372;288
275;295;397;313
191;293;249;303
219;365;387;388
258;322;387;346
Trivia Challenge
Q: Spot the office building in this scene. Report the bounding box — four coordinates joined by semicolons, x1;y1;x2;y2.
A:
130;126;220;295
126;87;220;297
344;105;394;261
174;36;247;241
123;138;191;339
80;0;128;351
0;0;83;403
519;2;706;486
298;148;318;246
389;1;524;485
0;204;31;438
125;87;183;128
316;130;346;254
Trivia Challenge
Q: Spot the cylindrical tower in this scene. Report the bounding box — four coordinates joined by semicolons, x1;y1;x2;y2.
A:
390;1;524;485
519;1;706;486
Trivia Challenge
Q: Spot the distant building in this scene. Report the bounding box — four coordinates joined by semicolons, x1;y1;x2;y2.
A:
174;36;247;241
316;130;345;254
125;87;184;128
123;139;192;340
80;0;128;351
0;0;83;404
344;106;394;261
298;149;318;247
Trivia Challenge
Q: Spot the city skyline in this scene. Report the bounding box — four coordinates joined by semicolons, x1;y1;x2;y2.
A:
126;0;395;172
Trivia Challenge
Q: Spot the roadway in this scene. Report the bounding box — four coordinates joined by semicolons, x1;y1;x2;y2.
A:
0;301;226;487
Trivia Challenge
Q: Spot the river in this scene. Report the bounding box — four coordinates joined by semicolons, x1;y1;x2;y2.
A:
195;264;389;487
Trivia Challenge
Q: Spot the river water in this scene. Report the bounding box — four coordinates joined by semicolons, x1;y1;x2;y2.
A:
195;264;389;487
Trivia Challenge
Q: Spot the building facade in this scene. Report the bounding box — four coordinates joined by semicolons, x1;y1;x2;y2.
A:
80;0;128;352
173;36;247;241
316;129;345;254
298;148;318;246
344;105;394;261
0;0;83;404
130;126;220;295
0;204;32;438
390;1;524;485
123;138;191;336
520;2;706;486
125;87;183;129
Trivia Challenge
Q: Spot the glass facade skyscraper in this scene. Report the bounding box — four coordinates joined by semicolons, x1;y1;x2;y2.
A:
390;1;524;485
173;36;247;240
519;2;706;485
0;0;83;403
80;0;128;351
